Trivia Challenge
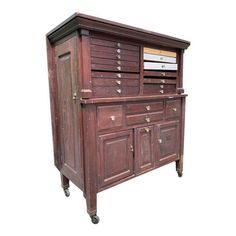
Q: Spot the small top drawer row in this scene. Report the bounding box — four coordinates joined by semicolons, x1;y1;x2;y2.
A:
97;99;181;131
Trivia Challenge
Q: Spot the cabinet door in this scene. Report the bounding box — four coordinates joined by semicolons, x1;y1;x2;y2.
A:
135;126;155;174
98;130;134;188
157;121;180;166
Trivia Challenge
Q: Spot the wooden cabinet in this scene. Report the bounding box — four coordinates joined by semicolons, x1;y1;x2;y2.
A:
46;12;190;224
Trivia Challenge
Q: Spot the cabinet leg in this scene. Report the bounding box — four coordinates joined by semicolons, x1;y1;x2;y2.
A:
176;158;183;177
60;173;70;197
86;193;99;224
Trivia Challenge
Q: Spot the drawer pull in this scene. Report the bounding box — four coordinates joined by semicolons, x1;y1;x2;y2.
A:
116;73;121;78
161;72;166;76
130;145;134;152
116;55;121;59
117;49;121;53
161;65;165;68
161;79;165;83
145;117;150;123
146;105;151;111
117;61;121;65
110;115;116;121
160;90;164;94
172;108;177;112
144;127;150;132
72;92;77;100
160;85;164;89
116;89;122;94
117;42;121;47
116;80;121;85
117;66;121;71
158;138;162;144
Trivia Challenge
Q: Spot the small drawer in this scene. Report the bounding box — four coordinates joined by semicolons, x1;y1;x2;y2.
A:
144;53;176;63
144;47;177;58
91;63;139;72
165;99;181;119
97;105;124;130
126;111;163;126
144;71;177;78
143;84;176;95
91;57;139;67
126;101;164;114
144;62;178;71
92;78;139;87
92;72;139;80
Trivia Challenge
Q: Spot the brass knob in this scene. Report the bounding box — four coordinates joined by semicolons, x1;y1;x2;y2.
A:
117;49;121;53
172;108;177;112
145;117;150;123
116;80;121;85
116;55;121;59
116;89;122;94
161;79;165;83
144;127;150;132
158;139;162;144
160;90;164;94
161;72;166;76
160;85;164;89
116;73;121;78
117;66;121;71
117;61;121;65
117;42;121;47
110;115;115;121
146;105;151;111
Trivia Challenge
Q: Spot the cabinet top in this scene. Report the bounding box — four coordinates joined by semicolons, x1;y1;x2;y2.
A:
47;12;190;49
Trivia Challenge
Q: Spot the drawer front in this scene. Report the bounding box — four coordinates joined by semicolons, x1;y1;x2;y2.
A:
144;71;177;78
144;47;177;58
93;78;139;87
126;111;164;126
92;72;139;79
91;57;139;67
144;53;176;63
144;78;176;85
126;101;164;114
91;63;139;72
97;105;124;130
165;100;181;119
144;62;178;71
143;84;176;95
94;86;139;97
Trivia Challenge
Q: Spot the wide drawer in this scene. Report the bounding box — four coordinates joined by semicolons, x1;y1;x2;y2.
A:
91;63;139;72
144;53;176;63
92;72;139;79
165;99;181;119
126;111;163;126
144;62;178;71
91;57;139;67
144;78;176;85
143;84;176;95
97;105;124;130
144;47;177;58
93;86;139;97
126;101;164;114
93;78;139;87
144;71;177;78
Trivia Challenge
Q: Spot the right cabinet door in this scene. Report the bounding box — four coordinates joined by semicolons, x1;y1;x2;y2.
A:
156;121;180;166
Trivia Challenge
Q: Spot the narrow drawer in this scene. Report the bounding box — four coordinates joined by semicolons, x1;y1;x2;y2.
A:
91;63;139;72
91;38;139;51
165;99;181;119
91;57;139;67
92;72;139;79
126;101;164;114
93;86;139;97
144;62;178;71
144;53;176;63
144;78;176;84
97;105;124;130
93;78;139;87
144;47;177;58
143;84;176;95
144;71;177;78
126;111;164;126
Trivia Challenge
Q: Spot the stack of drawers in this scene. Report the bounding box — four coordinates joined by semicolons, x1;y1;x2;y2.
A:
143;47;178;95
90;37;140;97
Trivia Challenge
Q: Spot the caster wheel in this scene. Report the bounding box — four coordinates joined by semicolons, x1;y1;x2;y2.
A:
91;215;100;224
178;172;183;177
64;188;70;197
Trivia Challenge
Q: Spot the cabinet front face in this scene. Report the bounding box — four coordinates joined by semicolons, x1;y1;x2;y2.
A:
135;126;155;174
157;121;180;166
98;130;134;189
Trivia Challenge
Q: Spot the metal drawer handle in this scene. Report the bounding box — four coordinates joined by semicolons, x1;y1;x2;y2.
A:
158;138;162;144
117;49;121;53
116;73;121;78
161;65;165;68
72;92;77;100
145;117;150;123
160;85;164;89
144;127;150;132
146;105;151;111
160;57;163;60
117;66;121;71
161;79;165;83
116;80;121;85
160;90;164;94
117;61;121;65
116;55;121;59
117;42;121;47
161;72;166;76
130;145;134;152
172;108;177;112
110;115;116;121
116;89;122;94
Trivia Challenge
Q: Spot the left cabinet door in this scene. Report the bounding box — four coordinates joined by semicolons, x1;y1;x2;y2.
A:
98;130;134;189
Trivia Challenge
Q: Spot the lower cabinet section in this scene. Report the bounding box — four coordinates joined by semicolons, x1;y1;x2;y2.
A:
98;121;180;189
98;130;134;189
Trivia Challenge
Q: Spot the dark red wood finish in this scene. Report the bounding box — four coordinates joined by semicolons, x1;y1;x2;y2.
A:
46;13;190;223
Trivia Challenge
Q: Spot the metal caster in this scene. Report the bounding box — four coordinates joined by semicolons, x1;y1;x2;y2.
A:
91;215;100;224
177;171;183;177
63;188;70;197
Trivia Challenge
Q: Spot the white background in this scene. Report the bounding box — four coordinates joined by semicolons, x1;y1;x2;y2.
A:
1;0;236;235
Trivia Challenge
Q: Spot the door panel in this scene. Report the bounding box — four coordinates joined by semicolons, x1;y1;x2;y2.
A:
98;130;134;188
135;126;155;174
156;121;180;166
